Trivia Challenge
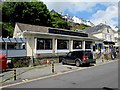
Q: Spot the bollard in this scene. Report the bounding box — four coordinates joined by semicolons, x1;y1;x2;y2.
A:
102;56;104;62
13;69;16;80
51;60;55;73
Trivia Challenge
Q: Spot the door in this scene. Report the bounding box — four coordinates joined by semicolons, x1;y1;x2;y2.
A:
66;52;75;64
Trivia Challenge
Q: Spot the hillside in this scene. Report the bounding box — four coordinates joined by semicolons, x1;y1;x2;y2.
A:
1;2;91;37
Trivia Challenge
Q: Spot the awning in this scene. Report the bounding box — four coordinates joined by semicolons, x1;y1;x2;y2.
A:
9;38;17;43
0;38;26;43
2;38;11;43
15;38;23;43
21;38;26;43
0;38;4;43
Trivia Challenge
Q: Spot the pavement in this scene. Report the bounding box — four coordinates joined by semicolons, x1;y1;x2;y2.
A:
0;58;118;86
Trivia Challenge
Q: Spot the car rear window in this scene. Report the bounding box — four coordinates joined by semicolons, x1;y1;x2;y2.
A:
84;51;93;59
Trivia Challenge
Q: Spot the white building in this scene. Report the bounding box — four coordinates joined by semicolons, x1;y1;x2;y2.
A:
84;23;116;53
13;23;101;59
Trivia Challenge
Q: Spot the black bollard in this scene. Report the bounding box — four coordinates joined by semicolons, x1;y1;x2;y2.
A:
14;69;16;80
52;60;55;73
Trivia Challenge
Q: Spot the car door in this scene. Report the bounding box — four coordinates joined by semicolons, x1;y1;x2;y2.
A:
66;52;73;64
70;52;76;63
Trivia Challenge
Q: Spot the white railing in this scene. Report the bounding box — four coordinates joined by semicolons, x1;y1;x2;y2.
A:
0;49;27;57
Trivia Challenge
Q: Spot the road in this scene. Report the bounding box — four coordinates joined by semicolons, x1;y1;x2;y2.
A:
4;60;119;89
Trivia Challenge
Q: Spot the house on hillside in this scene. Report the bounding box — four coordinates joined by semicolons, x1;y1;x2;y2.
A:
13;23;101;60
84;23;116;53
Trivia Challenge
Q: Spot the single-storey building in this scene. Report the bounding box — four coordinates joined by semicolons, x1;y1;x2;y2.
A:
13;23;101;59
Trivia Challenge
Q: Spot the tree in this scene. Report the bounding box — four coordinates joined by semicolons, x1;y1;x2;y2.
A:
2;2;51;37
2;2;51;25
50;10;70;29
2;2;71;37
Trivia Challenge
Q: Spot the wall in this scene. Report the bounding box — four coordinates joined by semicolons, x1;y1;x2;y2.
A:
93;33;103;39
13;24;23;38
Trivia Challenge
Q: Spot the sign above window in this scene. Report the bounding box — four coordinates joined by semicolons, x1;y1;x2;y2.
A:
49;29;88;37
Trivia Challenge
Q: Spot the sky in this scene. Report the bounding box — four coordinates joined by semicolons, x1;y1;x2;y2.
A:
41;0;119;28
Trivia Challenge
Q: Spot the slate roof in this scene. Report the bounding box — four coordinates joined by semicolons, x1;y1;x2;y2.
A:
16;23;101;41
84;23;112;34
16;23;50;33
16;23;87;34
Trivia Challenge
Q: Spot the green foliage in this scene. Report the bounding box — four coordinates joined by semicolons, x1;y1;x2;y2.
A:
2;2;52;37
72;23;91;31
2;22;14;37
50;10;70;29
2;2;92;37
2;2;72;37
2;2;51;25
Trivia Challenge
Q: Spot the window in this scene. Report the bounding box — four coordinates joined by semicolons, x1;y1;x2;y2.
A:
107;29;109;33
37;38;52;50
85;41;92;49
110;35;112;41
57;39;69;49
98;43;103;49
73;40;82;49
105;34;107;39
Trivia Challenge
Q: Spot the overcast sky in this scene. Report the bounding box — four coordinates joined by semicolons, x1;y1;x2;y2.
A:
41;0;119;28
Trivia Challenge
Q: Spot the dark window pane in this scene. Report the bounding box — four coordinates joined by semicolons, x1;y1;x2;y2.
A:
37;38;52;50
85;41;92;49
57;39;69;49
73;40;82;49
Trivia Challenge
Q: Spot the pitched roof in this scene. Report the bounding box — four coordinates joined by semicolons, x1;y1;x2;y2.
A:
84;23;112;34
16;23;50;33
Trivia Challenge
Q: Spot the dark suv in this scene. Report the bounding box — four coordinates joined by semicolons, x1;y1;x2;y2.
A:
59;50;96;67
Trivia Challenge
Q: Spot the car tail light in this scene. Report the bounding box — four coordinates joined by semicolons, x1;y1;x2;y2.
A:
82;55;87;60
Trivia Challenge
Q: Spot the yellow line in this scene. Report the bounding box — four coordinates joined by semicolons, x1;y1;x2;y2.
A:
0;60;117;88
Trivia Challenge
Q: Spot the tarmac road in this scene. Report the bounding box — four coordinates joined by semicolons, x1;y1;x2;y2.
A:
5;60;118;89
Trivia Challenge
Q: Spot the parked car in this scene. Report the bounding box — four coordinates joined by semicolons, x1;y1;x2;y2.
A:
59;50;96;67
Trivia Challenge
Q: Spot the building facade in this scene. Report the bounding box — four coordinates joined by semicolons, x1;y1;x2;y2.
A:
84;23;116;53
13;23;101;59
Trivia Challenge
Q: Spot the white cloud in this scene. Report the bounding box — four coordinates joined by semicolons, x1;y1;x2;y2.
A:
41;0;119;2
42;0;118;27
43;2;98;14
91;5;118;27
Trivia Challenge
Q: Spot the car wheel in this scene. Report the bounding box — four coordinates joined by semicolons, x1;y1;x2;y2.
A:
62;59;66;65
75;60;80;67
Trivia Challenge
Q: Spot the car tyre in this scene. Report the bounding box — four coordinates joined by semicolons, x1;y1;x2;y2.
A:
75;60;80;67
